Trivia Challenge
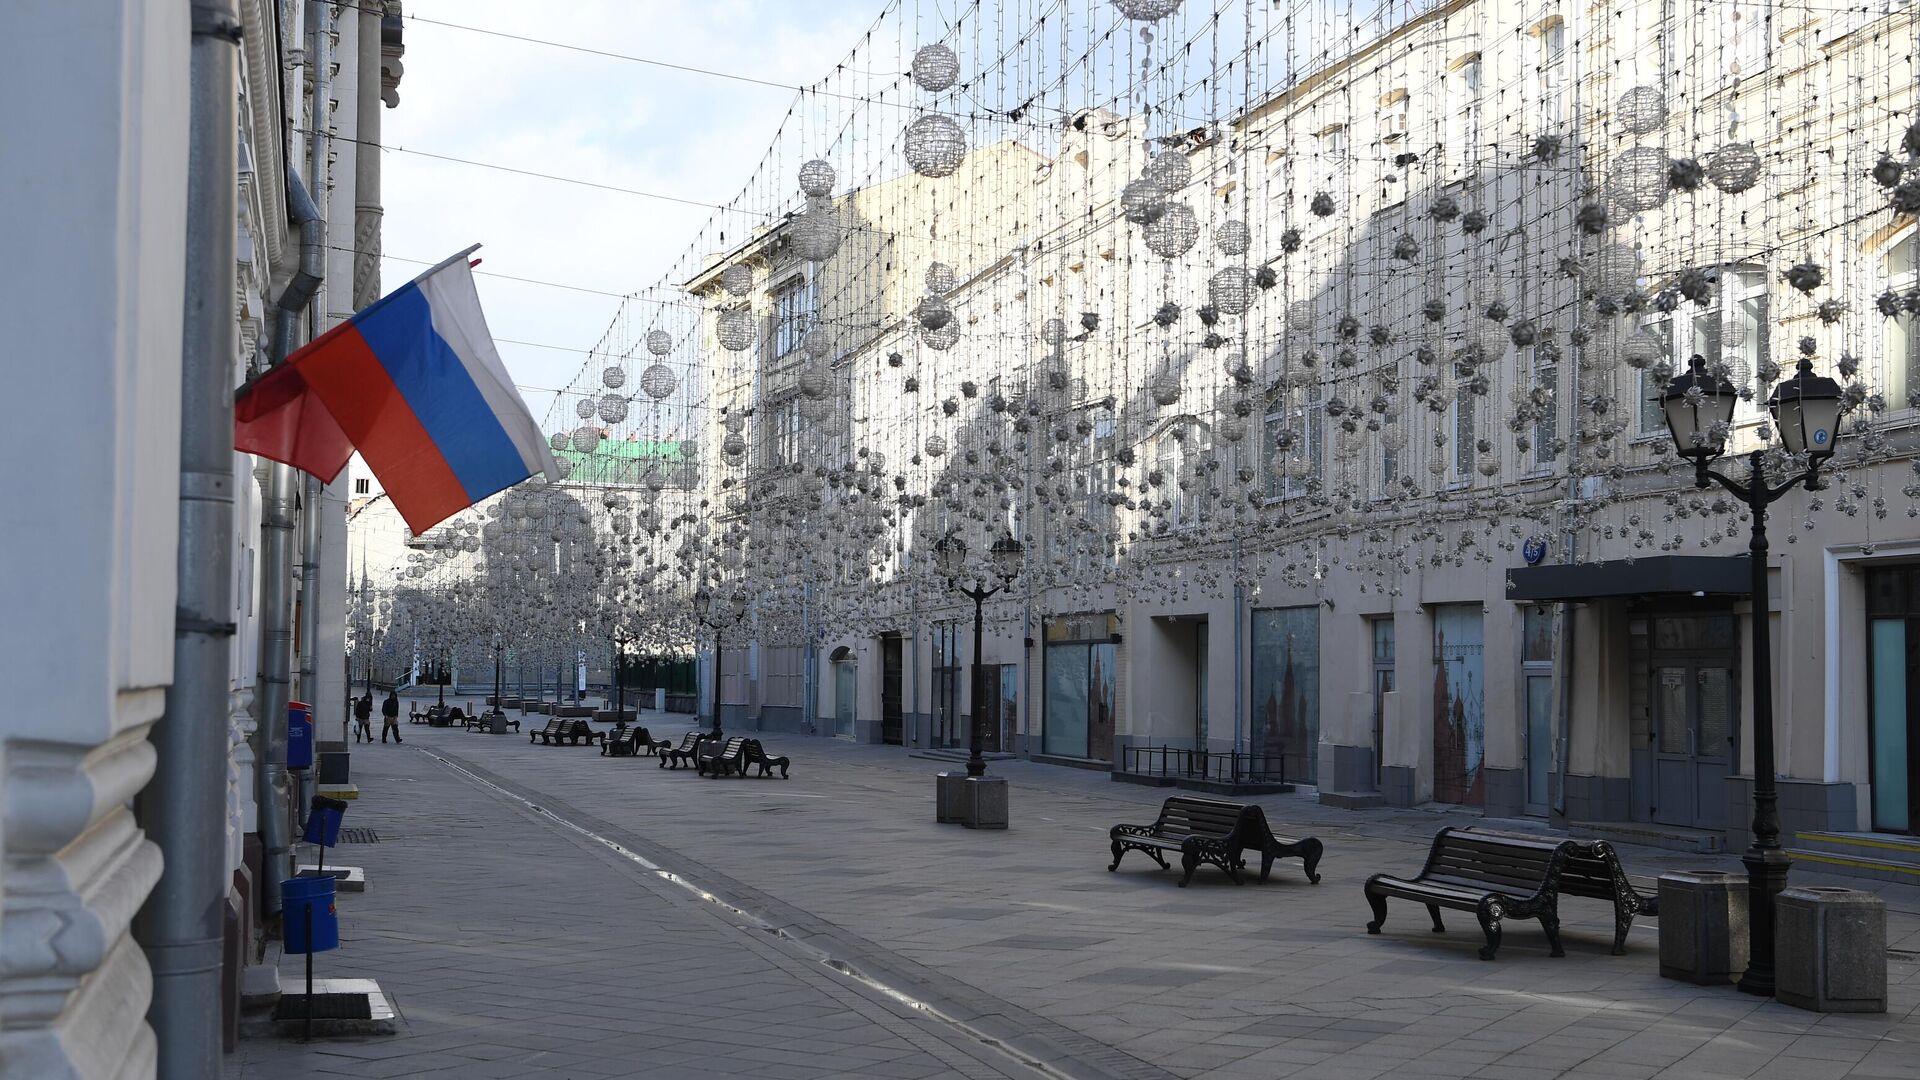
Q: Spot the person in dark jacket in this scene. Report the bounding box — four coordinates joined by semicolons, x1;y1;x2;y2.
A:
353;693;374;743
381;690;403;743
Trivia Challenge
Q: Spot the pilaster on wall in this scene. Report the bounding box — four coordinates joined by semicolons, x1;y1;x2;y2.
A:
0;2;190;1075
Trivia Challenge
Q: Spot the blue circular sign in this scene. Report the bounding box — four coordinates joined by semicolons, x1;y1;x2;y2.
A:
1522;536;1548;565
1813;428;1830;447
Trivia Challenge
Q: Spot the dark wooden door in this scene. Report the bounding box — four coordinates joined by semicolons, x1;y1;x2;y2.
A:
881;635;903;745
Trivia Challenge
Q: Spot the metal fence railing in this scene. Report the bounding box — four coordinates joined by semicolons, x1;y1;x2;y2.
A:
1119;743;1290;786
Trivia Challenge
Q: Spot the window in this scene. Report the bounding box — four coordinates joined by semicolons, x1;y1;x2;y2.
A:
1536;21;1567;126
1449;55;1483;175
1264;388;1323;499
1639;265;1770;433
354;478;370;495
1885;233;1920;410
758;396;801;470
1070;406;1117;564
771;277;815;359
1157;421;1213;529
1531;345;1558;468
1452;379;1477;482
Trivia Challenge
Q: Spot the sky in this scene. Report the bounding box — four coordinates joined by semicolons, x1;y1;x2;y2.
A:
380;0;885;432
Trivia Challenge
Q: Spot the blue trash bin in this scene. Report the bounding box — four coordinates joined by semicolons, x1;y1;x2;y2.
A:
302;796;348;848
281;875;338;954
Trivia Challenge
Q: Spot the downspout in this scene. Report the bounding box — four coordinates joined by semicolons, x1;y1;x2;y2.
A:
295;0;333;816
255;7;329;922
1551;17;1587;823
134;3;240;1075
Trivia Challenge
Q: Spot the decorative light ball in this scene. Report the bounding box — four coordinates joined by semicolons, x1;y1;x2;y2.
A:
910;44;960;93
793;199;842;261
798;158;836;198
602;366;627;391
923;434;948;457
1621;330;1665;369
1616;86;1668;135
597;394;628;424
724;411;747;434
640;363;676;400
1143;202;1200;259
1217;415;1248;442
570;426;601;453
575;397;596;420
548;431;569;451
1590;243;1643;296
1113;0;1183;18
1120;179;1168;226
1466;320;1508;364
1609;146;1671;213
1706;142;1762;193
552;458;573;480
921;320;960;351
798;364;831;400
926;262;956;293
721;264;754;296
1208;267;1255;315
1151;369;1182;406
1040;318;1067;347
800;329;832;360
915;294;953;331
797;394;829;421
646;330;672;356
721;432;747;460
903;112;968;178
1144;151;1191;192
717;308;756;352
1215;220;1251;256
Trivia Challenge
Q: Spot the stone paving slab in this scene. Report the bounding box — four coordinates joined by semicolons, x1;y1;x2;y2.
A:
244;718;1920;1079
231;738;1056;1080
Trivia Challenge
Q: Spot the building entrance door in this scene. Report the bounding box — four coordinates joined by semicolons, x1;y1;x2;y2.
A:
833;659;855;738
1867;567;1920;834
1651;660;1735;830
881;635;903;745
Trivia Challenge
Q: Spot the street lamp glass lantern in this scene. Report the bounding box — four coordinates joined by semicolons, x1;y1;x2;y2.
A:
990;535;1024;581
1661;353;1738;462
692;587;712;622
1767;357;1844;463
726;589;750;622
935;533;967;578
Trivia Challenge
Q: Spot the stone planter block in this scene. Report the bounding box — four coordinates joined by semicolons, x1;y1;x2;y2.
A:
962;776;1008;830
935;772;966;823
1776;886;1887;1013
1657;870;1748;985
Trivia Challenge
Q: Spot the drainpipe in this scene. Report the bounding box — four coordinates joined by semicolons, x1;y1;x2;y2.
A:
296;0;333;813
134;2;240;1075
256;6;330;922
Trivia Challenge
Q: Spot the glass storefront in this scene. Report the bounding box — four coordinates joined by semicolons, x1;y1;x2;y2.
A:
1250;606;1319;785
1042;613;1116;760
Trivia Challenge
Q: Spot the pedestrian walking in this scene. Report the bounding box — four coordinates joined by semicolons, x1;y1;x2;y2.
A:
354;693;374;743
381;689;403;743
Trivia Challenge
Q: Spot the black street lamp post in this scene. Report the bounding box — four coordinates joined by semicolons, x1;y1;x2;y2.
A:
693;587;750;741
935;533;1025;778
1660;353;1844;997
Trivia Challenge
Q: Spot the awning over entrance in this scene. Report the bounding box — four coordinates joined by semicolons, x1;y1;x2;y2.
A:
1504;555;1750;602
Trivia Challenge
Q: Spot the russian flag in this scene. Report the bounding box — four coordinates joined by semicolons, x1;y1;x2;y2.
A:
236;247;559;533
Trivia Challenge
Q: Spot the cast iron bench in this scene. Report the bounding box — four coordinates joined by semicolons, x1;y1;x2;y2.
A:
1108;796;1324;887
468;711;517;732
1364;826;1567;960
529;719;565;744
741;739;790;778
698;737;748;776
602;725;654;757
558;718;602;747
659;731;709;768
1465;828;1659;956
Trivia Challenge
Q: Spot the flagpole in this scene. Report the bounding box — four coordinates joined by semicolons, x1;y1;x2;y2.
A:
404;243;483;286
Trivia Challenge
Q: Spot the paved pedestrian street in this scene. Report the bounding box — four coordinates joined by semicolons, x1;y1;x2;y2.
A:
236;719;1920;1080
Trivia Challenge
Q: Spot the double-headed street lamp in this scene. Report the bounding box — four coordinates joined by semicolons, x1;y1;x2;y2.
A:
693;586;750;741
1660;352;1844;998
934;532;1025;778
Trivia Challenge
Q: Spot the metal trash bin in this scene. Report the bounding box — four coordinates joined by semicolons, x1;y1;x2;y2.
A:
1776;886;1887;1013
1657;870;1748;985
